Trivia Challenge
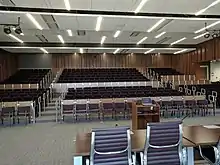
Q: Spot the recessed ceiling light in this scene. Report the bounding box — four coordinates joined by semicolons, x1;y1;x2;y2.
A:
101;36;107;45
147;18;165;32
144;48;155;54
80;48;83;54
174;49;188;54
57;35;65;43
64;0;71;11
137;37;148;45
134;0;149;13
8;34;24;43
96;16;103;31
40;48;48;54
170;37;186;45
195;0;220;15
194;20;220;33
193;32;209;39
26;13;43;30
114;30;121;38
67;29;72;36
113;48;120;54
155;31;166;38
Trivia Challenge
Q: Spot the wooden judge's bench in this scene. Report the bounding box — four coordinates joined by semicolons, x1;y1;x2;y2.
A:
131;100;160;130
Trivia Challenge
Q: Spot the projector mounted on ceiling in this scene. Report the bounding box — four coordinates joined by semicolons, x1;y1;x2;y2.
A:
204;23;220;39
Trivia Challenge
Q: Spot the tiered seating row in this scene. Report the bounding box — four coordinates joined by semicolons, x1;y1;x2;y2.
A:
149;68;183;76
65;86;184;100
58;68;150;83
0;69;52;88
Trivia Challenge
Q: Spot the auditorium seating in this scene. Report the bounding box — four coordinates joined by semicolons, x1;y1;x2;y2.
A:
149;68;183;76
58;68;150;83
0;69;51;86
140;121;187;165
64;86;184;100
87;127;135;165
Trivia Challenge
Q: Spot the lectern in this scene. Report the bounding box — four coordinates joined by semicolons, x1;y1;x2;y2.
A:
132;101;160;130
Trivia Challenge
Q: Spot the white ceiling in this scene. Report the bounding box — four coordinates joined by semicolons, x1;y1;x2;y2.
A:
0;0;220;54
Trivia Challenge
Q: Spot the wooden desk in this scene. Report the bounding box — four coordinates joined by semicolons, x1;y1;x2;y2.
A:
74;125;220;156
132;102;160;130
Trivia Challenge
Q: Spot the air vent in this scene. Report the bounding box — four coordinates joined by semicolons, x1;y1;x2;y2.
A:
130;32;140;37
41;15;59;30
156;37;171;44
36;34;48;42
0;0;15;6
77;30;86;36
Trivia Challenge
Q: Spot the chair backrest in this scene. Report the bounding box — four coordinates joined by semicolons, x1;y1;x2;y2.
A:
90;127;131;165
144;121;183;165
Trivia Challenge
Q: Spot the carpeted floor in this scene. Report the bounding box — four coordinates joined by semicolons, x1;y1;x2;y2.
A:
0;116;220;165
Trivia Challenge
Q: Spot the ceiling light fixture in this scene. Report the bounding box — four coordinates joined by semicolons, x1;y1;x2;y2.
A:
26;13;43;30
4;26;11;34
8;34;23;43
134;0;149;13
137;36;148;45
40;48;48;54
195;20;220;33
170;37;186;45
174;49;188;54
144;48;155;54
113;48;120;54
155;31;166;38
193;32;209;39
57;35;65;43
64;0;71;11
195;0;220;16
114;30;121;38
67;29;72;36
20;33;24;36
79;48;83;54
147;18;165;32
95;16;103;31
101;36;106;45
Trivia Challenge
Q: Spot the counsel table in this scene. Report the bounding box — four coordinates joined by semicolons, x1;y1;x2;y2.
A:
74;125;220;165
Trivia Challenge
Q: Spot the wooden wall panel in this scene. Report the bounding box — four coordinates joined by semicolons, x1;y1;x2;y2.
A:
52;53;171;69
0;51;17;82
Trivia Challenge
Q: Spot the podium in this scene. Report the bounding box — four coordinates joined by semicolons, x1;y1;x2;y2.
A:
132;101;160;130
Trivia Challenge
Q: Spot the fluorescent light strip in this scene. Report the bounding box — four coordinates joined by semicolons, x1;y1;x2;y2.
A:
170;37;186;45
67;29;72;36
195;20;220;33
195;0;220;15
96;16;103;31
64;0;71;11
147;18;165;32
101;36;107;45
144;48;155;54
79;48;83;54
40;48;48;54
114;30;121;38
134;0;149;13
137;37;148;45
193;32;209;39
26;13;43;30
155;31;166;38
8;34;23;43
113;48;120;54
57;35;65;43
174;49;188;54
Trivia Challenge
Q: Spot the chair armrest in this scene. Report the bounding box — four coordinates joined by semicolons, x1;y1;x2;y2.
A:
86;159;90;165
131;154;136;165
140;152;144;165
199;145;218;165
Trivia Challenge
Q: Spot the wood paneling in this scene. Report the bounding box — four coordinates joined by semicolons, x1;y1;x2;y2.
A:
52;53;173;69
171;38;220;76
0;51;17;82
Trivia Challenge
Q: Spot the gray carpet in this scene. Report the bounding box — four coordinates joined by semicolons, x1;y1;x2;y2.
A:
0;116;220;165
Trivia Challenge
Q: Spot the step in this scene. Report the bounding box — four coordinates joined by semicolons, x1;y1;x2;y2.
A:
41;110;57;116
45;106;57;110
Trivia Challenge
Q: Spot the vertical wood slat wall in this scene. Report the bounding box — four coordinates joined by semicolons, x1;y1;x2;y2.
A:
52;54;174;69
0;53;17;82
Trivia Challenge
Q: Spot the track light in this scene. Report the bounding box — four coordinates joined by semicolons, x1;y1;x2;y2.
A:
14;26;22;35
204;33;210;38
4;26;11;34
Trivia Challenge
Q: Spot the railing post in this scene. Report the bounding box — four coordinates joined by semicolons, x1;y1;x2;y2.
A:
55;99;58;123
32;102;36;124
